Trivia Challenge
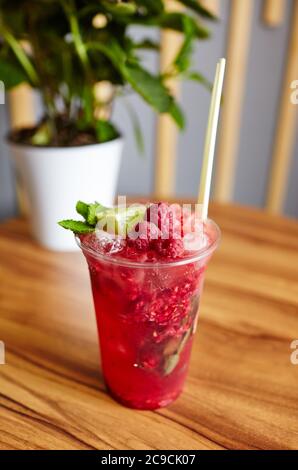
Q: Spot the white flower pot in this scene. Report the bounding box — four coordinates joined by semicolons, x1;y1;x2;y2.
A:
9;138;123;251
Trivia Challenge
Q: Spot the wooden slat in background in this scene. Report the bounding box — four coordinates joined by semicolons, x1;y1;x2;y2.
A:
214;0;254;202
201;0;220;17
266;0;298;213
6;1;298;217
154;1;183;198
8;84;35;129
154;0;221;198
263;0;285;27
8;84;36;214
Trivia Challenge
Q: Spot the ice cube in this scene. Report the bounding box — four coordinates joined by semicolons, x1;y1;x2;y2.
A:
183;231;208;252
95;228;124;254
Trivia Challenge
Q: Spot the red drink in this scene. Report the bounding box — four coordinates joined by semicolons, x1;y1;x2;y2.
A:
77;207;220;410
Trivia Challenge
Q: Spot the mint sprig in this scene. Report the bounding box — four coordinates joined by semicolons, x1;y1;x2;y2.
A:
58;220;95;233
76;201;106;225
58;201;106;234
58;200;147;235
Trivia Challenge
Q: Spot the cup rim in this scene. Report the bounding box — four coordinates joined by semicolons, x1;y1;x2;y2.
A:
76;218;221;269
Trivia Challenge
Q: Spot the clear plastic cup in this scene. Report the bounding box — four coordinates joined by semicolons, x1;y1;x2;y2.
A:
77;219;220;409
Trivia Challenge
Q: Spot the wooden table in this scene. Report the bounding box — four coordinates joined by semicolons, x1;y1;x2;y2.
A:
0;203;298;450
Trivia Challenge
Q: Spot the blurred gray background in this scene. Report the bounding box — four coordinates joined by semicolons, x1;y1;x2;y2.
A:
0;0;297;221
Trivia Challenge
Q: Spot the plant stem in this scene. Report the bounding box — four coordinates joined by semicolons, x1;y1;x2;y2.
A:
62;0;94;125
69;13;90;74
0;26;39;86
25;8;58;142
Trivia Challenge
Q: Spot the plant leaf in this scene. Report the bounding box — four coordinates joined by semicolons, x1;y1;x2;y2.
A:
124;99;145;154
163;353;180;376
186;71;213;91
134;0;164;14
88;40;177;115
31;122;51;146
129;12;210;39
95;120;119;143
102;1;137;16
123;62;173;113
174;16;196;74
76;201;108;225
169;101;185;130
178;0;217;19
0;59;28;89
76;201;89;219
159;13;209;39
163;326;193;375
58;220;95;233
133;39;160;50
87;202;107;225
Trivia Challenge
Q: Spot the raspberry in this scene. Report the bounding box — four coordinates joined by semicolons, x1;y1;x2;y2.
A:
81;202;207;264
126;221;160;254
136;221;160;240
152;238;184;259
128;237;149;252
138;349;161;370
146;202;188;240
146;203;172;238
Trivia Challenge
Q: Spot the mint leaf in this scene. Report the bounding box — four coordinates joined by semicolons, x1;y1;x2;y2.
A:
76;201;89;219
163;326;193;376
87;202;107;225
76;201;108;225
58;220;95;234
59;201;147;236
163;353;180;376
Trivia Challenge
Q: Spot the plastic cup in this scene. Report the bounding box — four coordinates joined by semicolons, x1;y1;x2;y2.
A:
77;219;220;410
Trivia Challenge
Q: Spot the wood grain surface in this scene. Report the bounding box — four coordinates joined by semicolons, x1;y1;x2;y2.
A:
0;203;298;450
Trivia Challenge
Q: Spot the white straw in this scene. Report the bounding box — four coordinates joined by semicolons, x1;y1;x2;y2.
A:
198;58;226;220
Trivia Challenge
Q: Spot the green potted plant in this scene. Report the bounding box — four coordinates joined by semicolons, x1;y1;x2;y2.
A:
0;0;214;250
